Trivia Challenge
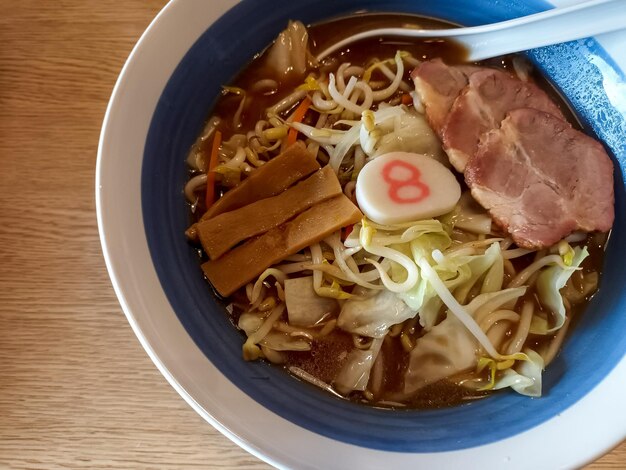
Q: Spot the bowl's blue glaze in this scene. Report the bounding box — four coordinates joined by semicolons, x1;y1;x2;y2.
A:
142;0;626;452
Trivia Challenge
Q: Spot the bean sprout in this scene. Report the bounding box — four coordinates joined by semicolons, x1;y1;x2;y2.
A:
371;51;404;101
183;173;207;202
267;89;307;115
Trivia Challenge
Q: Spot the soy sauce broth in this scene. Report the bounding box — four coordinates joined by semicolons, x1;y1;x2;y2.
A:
210;14;467;137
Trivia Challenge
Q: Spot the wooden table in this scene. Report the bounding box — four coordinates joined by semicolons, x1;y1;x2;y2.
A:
0;1;623;468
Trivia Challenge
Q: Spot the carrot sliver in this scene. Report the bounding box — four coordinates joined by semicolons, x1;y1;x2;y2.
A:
401;93;413;105
205;130;222;209
286;96;312;146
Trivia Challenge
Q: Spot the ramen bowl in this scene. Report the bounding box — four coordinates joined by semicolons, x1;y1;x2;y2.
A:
96;0;626;468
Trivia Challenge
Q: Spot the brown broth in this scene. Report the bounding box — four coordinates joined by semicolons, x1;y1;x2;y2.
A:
311;13;468;64
210;14;467;136
193;13;609;410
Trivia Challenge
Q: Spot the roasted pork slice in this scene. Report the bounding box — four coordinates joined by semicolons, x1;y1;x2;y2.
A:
441;68;565;172
410;58;479;134
465;108;614;249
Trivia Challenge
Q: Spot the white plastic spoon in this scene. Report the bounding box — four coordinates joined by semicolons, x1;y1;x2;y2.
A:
316;0;626;61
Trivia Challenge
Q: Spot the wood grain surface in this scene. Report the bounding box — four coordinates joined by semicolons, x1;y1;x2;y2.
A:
0;1;623;469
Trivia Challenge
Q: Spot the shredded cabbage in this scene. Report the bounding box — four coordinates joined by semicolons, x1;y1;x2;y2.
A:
338;289;416;338
359;222;419;293
537;245;589;332
404;311;480;393
373;107;446;164
334;338;383;395
284;276;338;327
350;218;527;361
240;304;286;361
264;20;317;78
492;349;544;397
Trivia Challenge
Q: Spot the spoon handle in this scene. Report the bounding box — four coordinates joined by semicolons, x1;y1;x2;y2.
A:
464;0;626;60
315;0;626;61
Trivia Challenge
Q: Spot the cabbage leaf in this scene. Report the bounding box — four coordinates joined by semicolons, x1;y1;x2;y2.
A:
404;313;479;393
333;338;383;395
372;108;447;165
537;246;589;332
403;287;528;394
284;276;338;327
337;289;415;338
492;349;544;397
264;20;317;79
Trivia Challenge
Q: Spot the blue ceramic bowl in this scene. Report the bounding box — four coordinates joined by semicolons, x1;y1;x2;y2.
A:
99;0;626;467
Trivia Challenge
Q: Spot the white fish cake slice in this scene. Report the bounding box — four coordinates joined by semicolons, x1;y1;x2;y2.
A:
356;152;461;225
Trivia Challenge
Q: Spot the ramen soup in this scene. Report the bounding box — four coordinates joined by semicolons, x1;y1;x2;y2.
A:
183;14;614;409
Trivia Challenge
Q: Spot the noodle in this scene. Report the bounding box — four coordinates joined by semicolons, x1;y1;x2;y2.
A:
479;309;519;332
505;301;534;355
542;316;571;366
508;254;565;288
267;89;307;115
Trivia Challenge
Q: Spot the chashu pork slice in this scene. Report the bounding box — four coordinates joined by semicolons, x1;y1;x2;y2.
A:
410;58;480;134
465;108;614;249
441;68;565;172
